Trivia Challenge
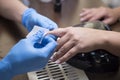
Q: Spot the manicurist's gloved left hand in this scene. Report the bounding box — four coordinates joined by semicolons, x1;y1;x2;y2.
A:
22;8;58;32
0;30;57;80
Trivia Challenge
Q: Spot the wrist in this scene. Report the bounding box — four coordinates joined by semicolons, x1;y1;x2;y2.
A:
22;8;36;27
96;30;109;50
0;60;13;80
99;31;117;51
113;7;120;20
18;7;28;23
101;31;120;56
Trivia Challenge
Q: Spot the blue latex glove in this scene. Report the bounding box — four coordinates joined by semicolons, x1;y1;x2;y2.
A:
22;8;58;32
0;30;57;80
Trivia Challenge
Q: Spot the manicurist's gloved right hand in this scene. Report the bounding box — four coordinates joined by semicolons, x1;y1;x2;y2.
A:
0;30;57;80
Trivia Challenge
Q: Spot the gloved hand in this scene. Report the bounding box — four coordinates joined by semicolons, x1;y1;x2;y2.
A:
22;8;58;32
0;30;57;80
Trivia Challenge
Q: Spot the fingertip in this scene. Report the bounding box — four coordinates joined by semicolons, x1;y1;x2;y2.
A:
80;13;84;17
102;19;111;25
51;54;57;62
89;17;96;21
80;18;85;22
55;60;61;64
47;31;56;35
56;56;67;64
80;12;87;17
82;8;88;11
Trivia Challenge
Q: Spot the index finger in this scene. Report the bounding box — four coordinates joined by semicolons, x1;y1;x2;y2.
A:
47;28;67;37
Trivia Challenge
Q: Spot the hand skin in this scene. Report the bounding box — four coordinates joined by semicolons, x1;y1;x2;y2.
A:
0;0;28;23
80;7;120;25
48;27;120;64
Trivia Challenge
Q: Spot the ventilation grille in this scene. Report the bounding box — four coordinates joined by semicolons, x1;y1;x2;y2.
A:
27;61;89;80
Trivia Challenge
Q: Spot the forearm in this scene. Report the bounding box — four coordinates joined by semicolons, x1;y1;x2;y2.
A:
101;31;120;56
0;0;28;23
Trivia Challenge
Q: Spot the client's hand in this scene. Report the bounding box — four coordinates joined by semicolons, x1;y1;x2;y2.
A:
48;27;107;63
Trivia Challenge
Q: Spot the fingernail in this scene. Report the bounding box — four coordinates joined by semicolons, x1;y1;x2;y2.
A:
80;13;83;16
80;18;85;21
55;60;61;64
51;58;56;62
50;56;53;60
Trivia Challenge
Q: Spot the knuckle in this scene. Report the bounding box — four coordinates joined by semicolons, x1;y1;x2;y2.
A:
72;36;79;42
67;31;73;37
67;27;73;31
67;49;77;58
59;47;65;53
77;43;86;51
67;51;74;57
74;45;81;51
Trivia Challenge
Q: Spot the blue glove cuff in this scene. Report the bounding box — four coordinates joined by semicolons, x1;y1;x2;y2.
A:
0;60;13;80
22;8;36;28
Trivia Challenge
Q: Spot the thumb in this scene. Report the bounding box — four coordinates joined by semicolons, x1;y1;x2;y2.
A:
102;19;113;25
40;36;57;57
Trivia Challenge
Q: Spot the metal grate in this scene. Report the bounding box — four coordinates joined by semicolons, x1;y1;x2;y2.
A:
27;61;89;80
